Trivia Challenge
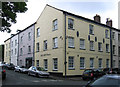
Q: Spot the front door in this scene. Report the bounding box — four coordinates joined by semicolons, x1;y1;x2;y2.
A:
26;58;32;68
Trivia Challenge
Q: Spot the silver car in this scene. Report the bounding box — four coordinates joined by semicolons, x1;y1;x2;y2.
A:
28;66;49;77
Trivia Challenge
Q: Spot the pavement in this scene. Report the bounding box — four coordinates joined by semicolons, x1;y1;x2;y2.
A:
49;75;83;81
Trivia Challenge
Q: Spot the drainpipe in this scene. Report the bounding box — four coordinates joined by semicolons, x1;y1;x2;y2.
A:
33;24;35;66
64;12;67;78
17;34;19;66
110;29;113;68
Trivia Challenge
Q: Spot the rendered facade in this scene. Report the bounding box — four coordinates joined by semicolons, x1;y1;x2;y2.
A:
18;23;35;68
0;45;4;62
34;5;120;76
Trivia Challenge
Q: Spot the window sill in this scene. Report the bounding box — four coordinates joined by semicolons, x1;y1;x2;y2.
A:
80;67;86;70
90;49;95;51
68;47;75;49
89;33;94;35
52;29;58;31
68;68;75;70
106;51;110;53
53;47;58;49
98;50;103;52
68;28;75;30
52;69;58;71
80;48;86;50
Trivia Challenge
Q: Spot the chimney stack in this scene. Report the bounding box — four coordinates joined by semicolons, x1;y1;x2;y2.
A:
94;14;101;23
106;18;112;27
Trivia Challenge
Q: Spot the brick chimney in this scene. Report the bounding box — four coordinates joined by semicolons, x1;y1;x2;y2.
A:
94;14;101;23
106;18;112;27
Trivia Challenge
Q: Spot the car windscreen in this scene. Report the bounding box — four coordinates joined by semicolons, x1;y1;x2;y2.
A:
90;77;120;86
36;67;45;71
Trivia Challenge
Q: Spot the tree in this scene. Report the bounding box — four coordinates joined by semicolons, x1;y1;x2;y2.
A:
0;2;28;33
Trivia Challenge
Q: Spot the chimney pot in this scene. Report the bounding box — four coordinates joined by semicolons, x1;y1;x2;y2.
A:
106;18;112;27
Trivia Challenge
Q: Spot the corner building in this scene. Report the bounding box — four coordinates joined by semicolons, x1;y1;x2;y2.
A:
34;5;116;76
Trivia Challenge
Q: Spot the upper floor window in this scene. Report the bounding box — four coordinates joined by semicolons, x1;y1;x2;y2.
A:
112;32;115;39
44;40;47;51
118;34;120;42
119;46;120;57
36;43;39;52
6;44;7;49
98;42;102;52
68;37;74;48
12;41;13;47
28;32;31;40
113;45;115;55
80;39;85;49
36;60;39;67
20;48;23;56
105;29;109;38
106;44;109;52
53;19;58;30
21;36;23;43
11;49;13;56
53;37;58;48
28;46;31;53
37;28;40;37
15;48;16;55
90;41;94;51
15;40;17;46
68;18;74;29
89;24;94;35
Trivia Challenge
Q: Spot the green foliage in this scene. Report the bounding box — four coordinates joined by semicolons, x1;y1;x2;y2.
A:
0;2;28;33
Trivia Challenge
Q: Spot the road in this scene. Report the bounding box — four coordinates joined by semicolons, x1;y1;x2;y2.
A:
2;69;88;87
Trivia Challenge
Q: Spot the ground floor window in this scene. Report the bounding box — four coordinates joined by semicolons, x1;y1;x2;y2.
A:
90;58;94;68
98;58;102;68
106;59;109;68
68;56;74;69
44;59;48;70
53;58;58;70
80;57;85;69
36;60;39;67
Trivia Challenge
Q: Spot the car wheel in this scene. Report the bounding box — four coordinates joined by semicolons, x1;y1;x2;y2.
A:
28;72;31;76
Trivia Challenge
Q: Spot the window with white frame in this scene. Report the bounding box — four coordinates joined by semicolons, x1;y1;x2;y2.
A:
113;60;115;68
9;51;10;56
90;41;94;50
28;46;31;53
21;36;23;43
98;42;102;51
44;40;47;50
112;32;115;39
15;48;16;55
36;60;39;67
105;30;109;38
80;39;85;49
98;58;102;68
28;32;31;40
37;28;40;37
53;37;58;48
6;44;7;49
118;34;120;42
44;59;48;70
53;19;58;30
20;48;23;56
89;24;94;34
80;57;85;69
11;49;13;56
113;45;115;55
36;43;39;52
53;58;58;70
15;40;17;46
6;51;7;57
68;18;74;29
90;58;94;68
68;56;74;69
106;44;109;52
106;59;109;68
12;41;13;47
68;37;74;48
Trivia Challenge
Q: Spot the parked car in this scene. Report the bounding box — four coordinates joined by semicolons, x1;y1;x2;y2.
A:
103;68;110;74
82;69;100;80
28;66;49;77
14;66;22;72
103;68;120;74
20;66;29;74
84;74;120;87
95;68;106;76
6;63;15;70
0;63;6;80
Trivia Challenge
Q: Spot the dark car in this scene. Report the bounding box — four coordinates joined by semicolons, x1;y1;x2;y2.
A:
95;68;106;76
28;66;49;77
82;69;99;80
0;64;6;80
103;68;120;74
84;74;120;87
103;68;110;74
7;63;15;70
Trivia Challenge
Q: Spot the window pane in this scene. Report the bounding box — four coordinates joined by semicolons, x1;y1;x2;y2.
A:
80;57;85;68
68;37;74;47
53;58;58;70
80;39;85;49
68;56;74;69
68;18;74;29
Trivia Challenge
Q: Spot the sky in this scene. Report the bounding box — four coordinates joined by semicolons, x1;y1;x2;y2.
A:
0;0;120;45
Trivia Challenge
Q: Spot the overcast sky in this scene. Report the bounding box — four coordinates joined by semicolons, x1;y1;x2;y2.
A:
0;0;119;45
